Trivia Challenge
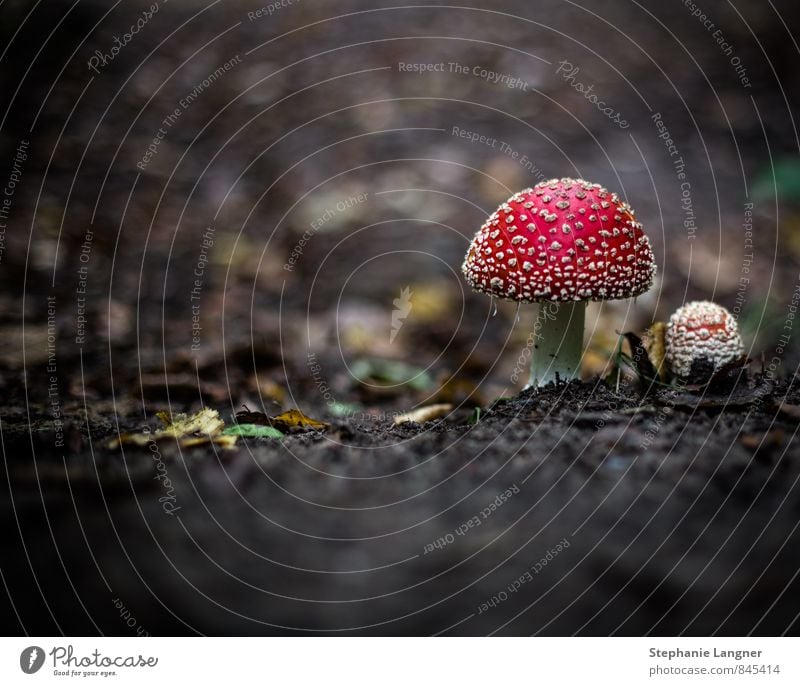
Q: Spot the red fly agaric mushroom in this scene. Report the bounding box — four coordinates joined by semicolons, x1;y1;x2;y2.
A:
665;301;744;379
462;177;656;387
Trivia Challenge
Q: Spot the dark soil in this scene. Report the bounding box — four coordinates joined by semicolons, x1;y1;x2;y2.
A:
3;374;800;636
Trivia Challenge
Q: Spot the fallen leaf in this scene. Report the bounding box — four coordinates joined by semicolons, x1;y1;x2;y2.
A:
108;408;237;449
222;424;284;438
327;401;364;418
234;408;272;425
394;403;453;425
271;409;328;432
180;435;239;449
642;322;667;381
155;408;225;437
754;158;800;203
350;358;434;392
234;406;328;431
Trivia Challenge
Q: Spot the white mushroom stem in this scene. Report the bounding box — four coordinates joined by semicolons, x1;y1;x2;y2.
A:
527;301;586;388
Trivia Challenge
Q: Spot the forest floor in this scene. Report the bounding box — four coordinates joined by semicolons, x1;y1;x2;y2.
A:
3;371;800;635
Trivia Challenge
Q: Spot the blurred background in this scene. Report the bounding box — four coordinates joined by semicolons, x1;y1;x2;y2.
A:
1;0;799;415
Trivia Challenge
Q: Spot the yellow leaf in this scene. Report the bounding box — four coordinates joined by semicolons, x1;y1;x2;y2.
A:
156;407;225;437
271;409;328;432
108;408;236;449
642;322;668;381
180;435;238;449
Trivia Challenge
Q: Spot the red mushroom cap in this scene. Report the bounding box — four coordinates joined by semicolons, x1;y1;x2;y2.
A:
665;301;745;378
462;178;656;302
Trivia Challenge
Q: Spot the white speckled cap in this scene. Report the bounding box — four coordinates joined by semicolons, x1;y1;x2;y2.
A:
665;301;745;378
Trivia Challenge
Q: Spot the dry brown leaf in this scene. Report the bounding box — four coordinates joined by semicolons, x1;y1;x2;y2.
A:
270;409;328;432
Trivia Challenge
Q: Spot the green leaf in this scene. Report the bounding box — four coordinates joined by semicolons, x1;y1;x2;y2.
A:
328;401;362;418
222;424;284;438
350;358;433;391
754;158;800;203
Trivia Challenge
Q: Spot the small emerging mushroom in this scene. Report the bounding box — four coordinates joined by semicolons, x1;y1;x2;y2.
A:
462;178;656;387
665;300;745;380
